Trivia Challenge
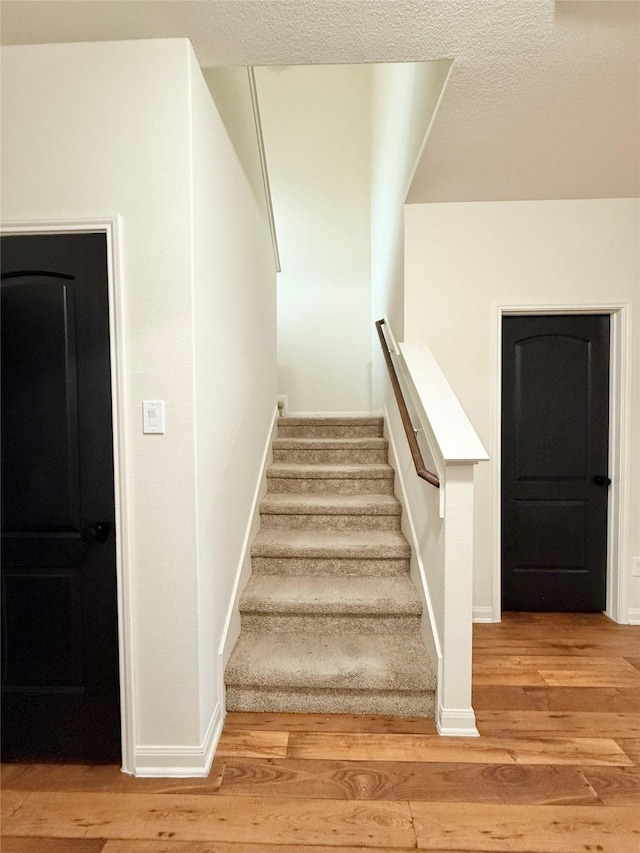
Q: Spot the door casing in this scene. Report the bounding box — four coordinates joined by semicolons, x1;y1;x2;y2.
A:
490;302;632;624
1;218;134;772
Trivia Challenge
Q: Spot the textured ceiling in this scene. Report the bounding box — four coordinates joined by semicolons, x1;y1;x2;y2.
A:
2;0;638;202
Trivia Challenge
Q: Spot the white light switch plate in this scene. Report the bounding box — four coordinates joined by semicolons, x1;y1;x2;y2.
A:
143;400;165;434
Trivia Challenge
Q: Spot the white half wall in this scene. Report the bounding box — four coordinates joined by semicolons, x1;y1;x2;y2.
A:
380;328;487;735
404;198;640;622
2;39;277;774
256;65;372;414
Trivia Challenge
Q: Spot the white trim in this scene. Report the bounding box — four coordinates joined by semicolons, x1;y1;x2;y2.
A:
1;217;135;772
218;405;279;670
437;707;480;738
277;395;289;416
384;405;443;700
133;701;224;778
473;606;495;624
248;67;281;273
628;609;640;626
607;307;632;623
491;302;632;624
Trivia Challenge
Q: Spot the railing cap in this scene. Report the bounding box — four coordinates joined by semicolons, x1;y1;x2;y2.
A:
399;342;489;465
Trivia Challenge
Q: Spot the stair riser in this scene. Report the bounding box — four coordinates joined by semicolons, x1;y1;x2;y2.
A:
278;425;383;438
251;556;410;576
240;613;421;634
252;547;410;563
260;514;400;532
266;477;394;495
226;686;435;716
273;448;388;464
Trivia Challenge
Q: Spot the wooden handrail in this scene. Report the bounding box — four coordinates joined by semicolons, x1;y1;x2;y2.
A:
375;319;440;488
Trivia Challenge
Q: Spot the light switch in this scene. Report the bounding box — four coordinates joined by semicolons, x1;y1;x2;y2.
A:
143;400;165;434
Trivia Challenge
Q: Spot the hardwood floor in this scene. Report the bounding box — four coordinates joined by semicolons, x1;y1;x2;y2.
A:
2;613;639;852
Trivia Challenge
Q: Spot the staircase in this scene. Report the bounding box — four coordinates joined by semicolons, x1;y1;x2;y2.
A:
225;416;436;717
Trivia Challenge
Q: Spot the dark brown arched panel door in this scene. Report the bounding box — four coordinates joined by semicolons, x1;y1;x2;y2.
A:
502;314;610;612
1;233;120;761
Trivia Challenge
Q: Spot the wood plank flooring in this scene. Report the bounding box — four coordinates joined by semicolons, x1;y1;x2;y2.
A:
2;612;639;852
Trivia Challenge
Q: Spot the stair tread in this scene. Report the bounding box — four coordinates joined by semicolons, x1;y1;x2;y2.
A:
268;463;393;479
251;528;411;559
241;575;421;615
226;632;436;692
260;493;401;515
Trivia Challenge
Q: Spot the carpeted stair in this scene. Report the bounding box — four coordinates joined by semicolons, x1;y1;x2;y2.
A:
225;416;436;716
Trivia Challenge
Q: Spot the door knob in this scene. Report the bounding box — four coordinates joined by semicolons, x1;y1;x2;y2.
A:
81;522;110;543
592;475;611;487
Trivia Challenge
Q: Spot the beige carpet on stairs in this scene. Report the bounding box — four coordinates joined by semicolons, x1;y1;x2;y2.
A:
225;416;436;717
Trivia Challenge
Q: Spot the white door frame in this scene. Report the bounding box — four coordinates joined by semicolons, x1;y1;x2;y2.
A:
1;217;135;772
491;302;632;624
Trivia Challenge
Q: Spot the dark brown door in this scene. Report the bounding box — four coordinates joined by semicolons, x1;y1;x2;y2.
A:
1;233;120;761
502;314;610;612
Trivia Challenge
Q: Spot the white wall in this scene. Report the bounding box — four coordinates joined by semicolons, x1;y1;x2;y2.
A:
189;52;277;743
404;198;640;621
256;65;372;414
1;37;200;758
203;66;269;226
370;61;451;351
2;39;277;773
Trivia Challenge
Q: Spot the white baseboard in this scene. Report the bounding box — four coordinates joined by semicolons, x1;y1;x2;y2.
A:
627;608;640;625
383;405;444;718
437;706;480;737
473;606;496;623
133;701;224;777
384;406;442;668
384;404;480;736
218;406;279;669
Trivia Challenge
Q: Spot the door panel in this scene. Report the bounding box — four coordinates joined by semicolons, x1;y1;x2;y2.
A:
502;315;610;612
1;233;120;761
514;335;590;480
2;569;83;686
1;280;80;529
